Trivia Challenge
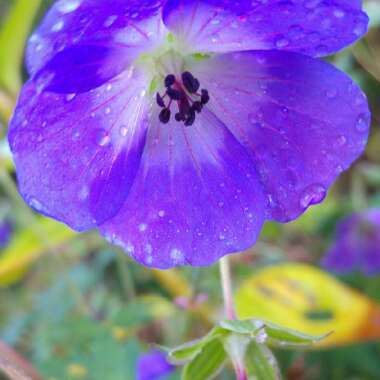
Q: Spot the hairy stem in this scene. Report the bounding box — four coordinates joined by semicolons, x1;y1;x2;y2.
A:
219;256;248;380
219;256;236;320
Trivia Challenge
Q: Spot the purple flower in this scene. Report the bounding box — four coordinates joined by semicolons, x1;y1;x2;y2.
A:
321;209;380;276
0;221;12;249
9;0;371;268
137;350;174;380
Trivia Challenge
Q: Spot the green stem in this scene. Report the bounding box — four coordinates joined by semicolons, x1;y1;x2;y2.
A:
219;256;248;380
219;256;236;320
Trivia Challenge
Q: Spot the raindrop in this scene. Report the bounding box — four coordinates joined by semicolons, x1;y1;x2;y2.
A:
57;0;81;13
333;9;345;18
51;20;64;32
334;135;347;148
95;130;111;146
275;38;289;48
256;330;268;344
138;223;147;232
119;125;128;137
30;198;43;212
65;93;76;102
299;184;326;209
356;114;369;132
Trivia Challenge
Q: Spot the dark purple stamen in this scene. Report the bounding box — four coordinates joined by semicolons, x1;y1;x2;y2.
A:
164;74;176;88
182;71;200;94
156;71;210;126
156;93;165;108
201;89;210;105
159;108;171;124
167;87;183;101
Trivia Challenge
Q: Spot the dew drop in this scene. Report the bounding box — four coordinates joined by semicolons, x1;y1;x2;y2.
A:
57;0;81;13
256;330;268;344
138;223;147;232
170;248;184;264
333;9;345;18
334;135;347;147
356;114;369;132
275;38;289;48
51;20;64;32
119;125;128;137
65;93;76;102
30;198;43;212
299;184;326;209
104;15;117;27
95;130;111;146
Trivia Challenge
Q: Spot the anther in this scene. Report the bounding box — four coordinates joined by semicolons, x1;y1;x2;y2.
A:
156;93;165;108
185;108;196;126
175;113;183;122
164;74;175;88
159;108;171;124
167;87;183;100
192;101;203;113
156;71;210;126
201;89;209;105
182;71;200;94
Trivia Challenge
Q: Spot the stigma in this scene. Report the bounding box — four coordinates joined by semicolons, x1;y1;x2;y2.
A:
156;71;210;126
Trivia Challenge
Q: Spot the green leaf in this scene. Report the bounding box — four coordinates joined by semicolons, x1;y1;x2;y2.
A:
220;319;327;349
219;319;264;335
0;0;42;95
167;327;226;364
182;339;226;380
245;342;281;380
264;321;329;348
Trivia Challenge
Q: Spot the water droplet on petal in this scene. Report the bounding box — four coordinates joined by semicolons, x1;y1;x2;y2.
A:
95;130;111;146
119;125;128;137
334;135;347;147
275;37;289;48
30;198;43;212
333;9;345;18
57;0;81;13
300;184;326;209
356;113;370;132
51;20;64;32
65;93;76;102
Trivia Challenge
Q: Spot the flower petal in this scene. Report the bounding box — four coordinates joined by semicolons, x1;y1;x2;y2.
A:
33;44;136;93
9;68;150;230
27;0;166;76
321;210;380;275
100;109;266;269
189;50;370;222
163;0;368;56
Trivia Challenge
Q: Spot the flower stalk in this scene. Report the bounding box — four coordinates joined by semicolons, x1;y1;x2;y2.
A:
219;256;248;380
219;255;236;320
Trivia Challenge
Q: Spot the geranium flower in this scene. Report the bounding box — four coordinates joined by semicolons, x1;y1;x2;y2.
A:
321;209;380;276
9;0;371;268
137;350;174;380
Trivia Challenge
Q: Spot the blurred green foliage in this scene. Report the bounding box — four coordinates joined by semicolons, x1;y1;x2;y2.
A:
1;1;380;380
